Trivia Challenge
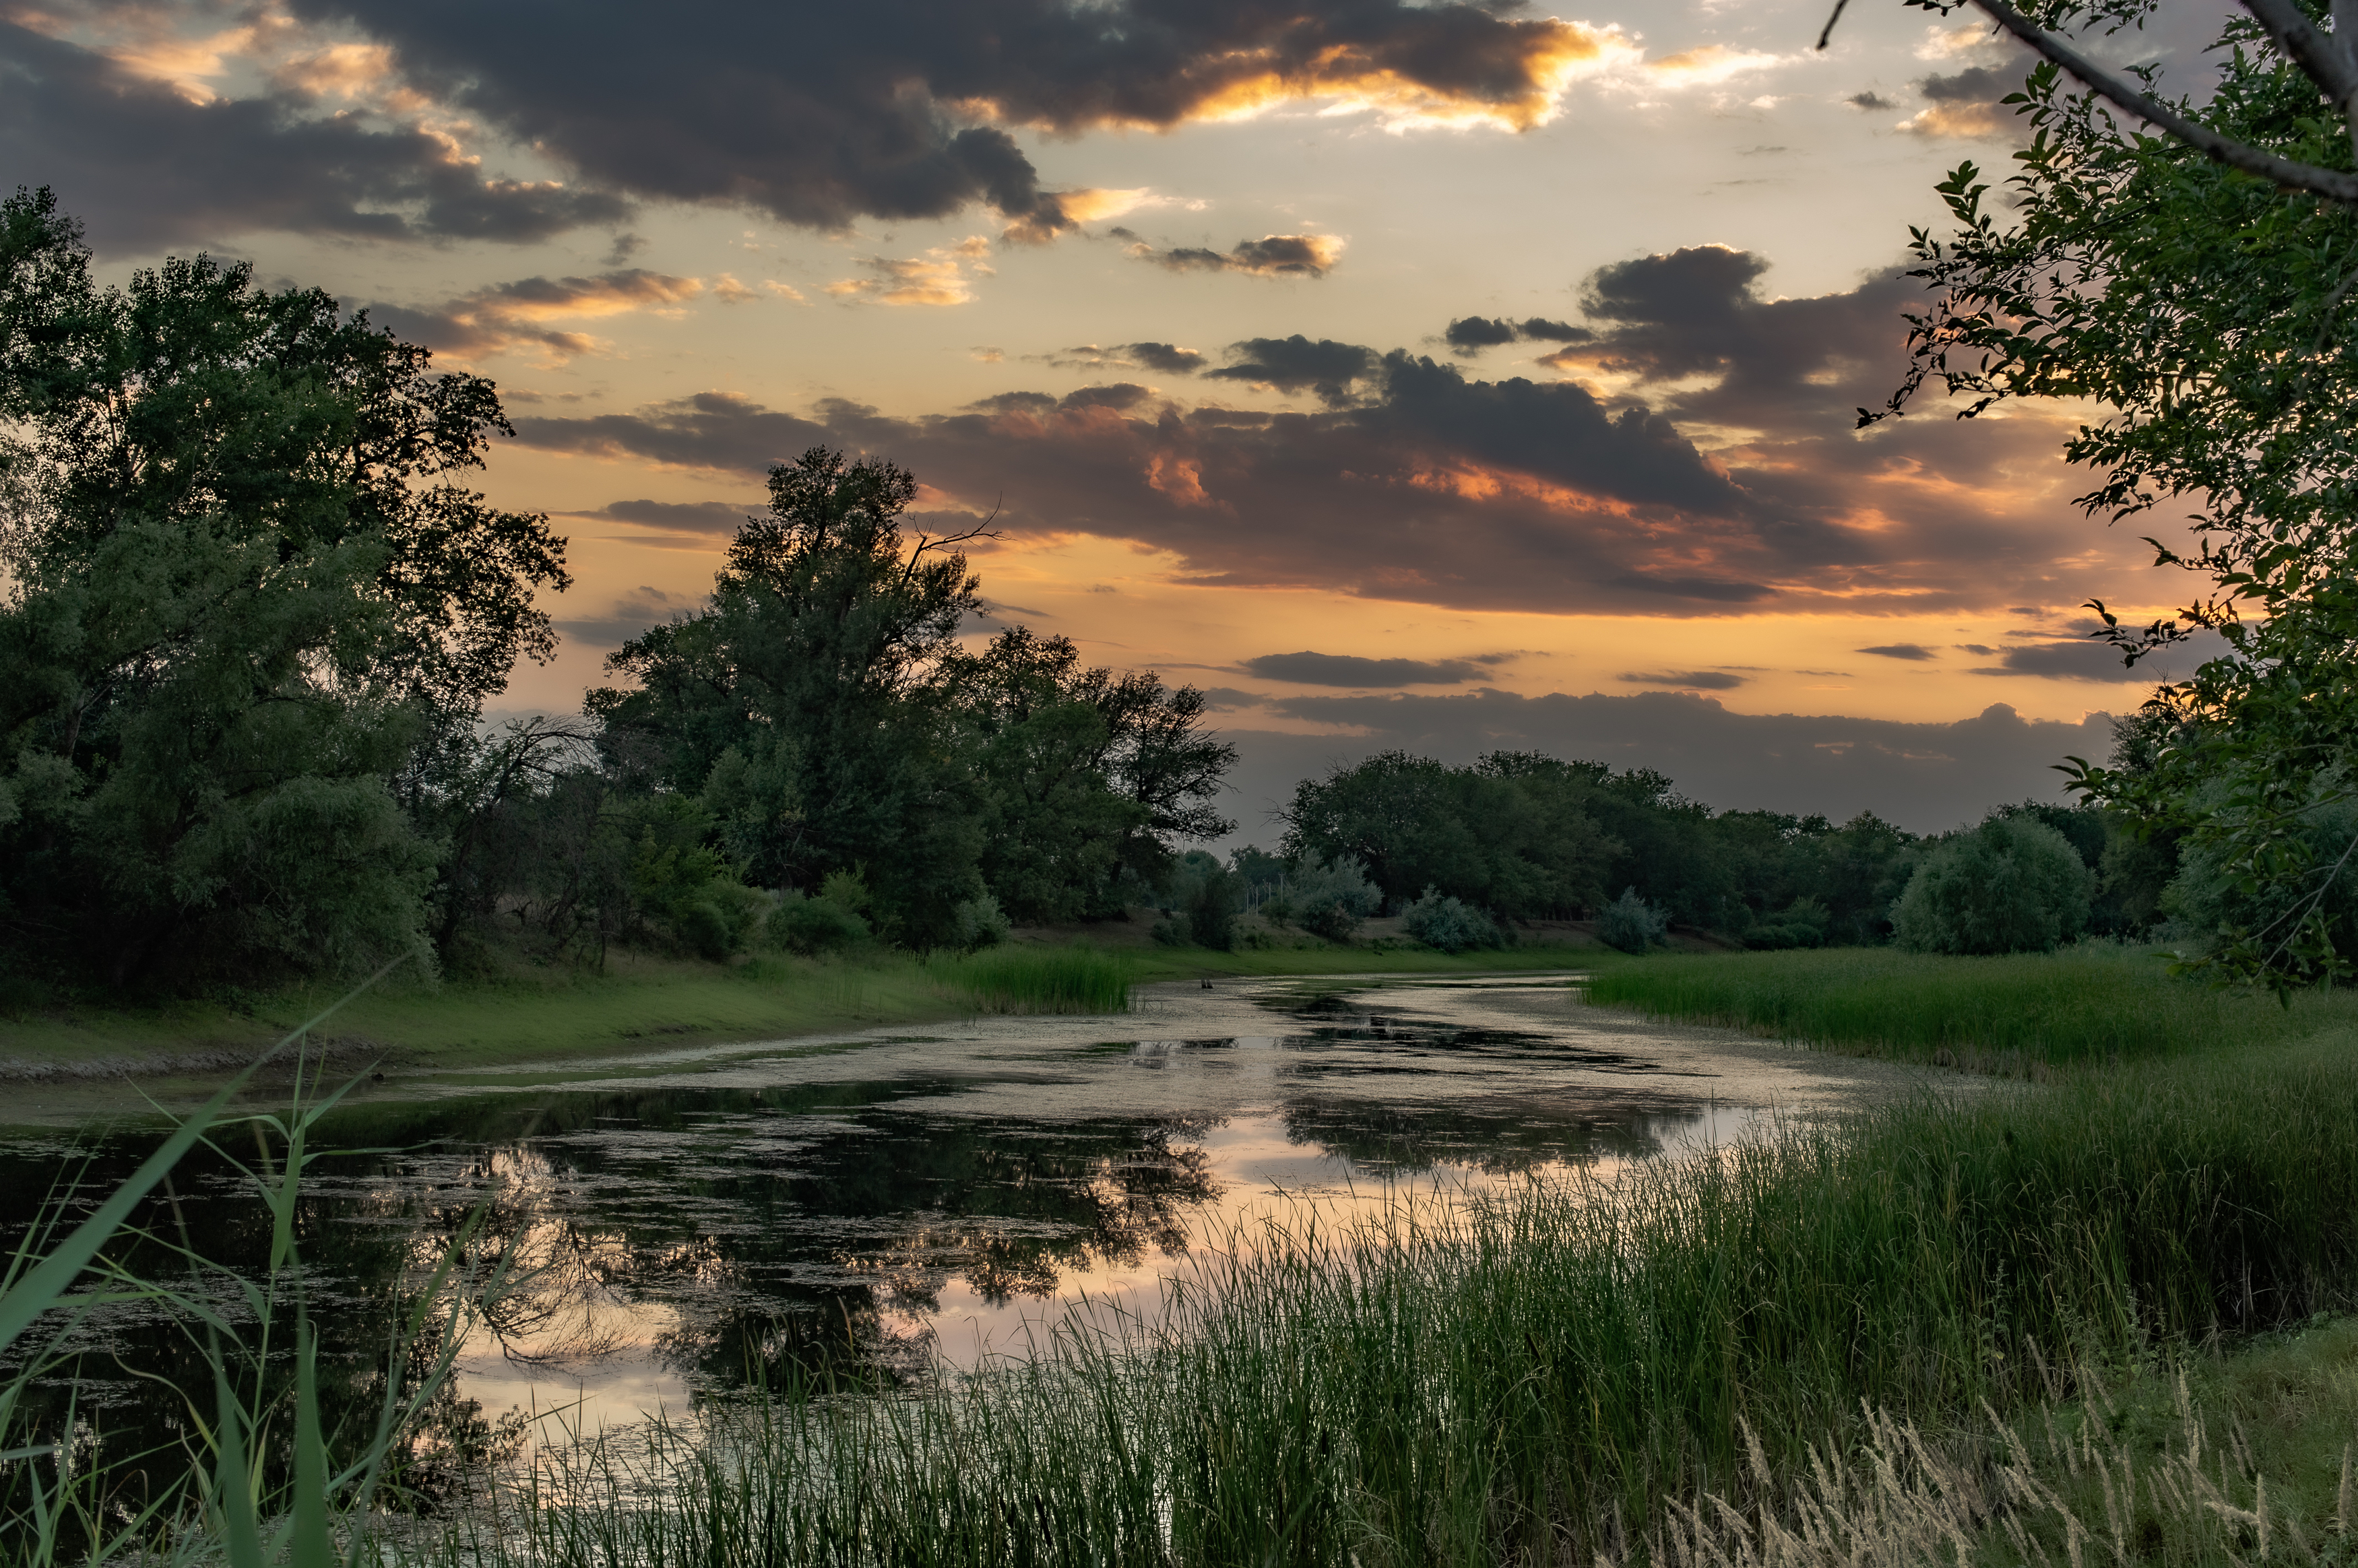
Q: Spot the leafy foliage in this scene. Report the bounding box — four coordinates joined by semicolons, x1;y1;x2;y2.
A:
1596;887;1669;954
1890;814;2093;956
1876;29;2358;989
1403;887;1504;953
0;187;567;988
1281;855;1383;942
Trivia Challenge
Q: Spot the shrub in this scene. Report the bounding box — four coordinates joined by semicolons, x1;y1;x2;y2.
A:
1186;864;1242;952
1597;886;1669;953
1150;913;1192;947
1285;855;1382;942
1403;886;1502;953
951;892;1012;952
1744;894;1830;950
767;889;870;956
1891;814;2093;955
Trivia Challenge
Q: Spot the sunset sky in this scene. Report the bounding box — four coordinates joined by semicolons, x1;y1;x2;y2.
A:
2;0;2233;840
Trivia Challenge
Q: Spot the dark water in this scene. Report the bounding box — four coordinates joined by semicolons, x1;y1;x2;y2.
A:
0;973;1884;1487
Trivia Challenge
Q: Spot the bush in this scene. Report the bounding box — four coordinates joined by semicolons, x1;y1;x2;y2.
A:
1150;913;1192;947
951;892;1012;952
1284;855;1382;942
1597;886;1669;953
766;889;870;955
1891;814;2093;955
1744;894;1830;950
1186;864;1242;952
1402;886;1502;953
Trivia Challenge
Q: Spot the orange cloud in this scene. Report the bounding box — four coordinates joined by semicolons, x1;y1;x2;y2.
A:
824;240;994;306
384;269;705;363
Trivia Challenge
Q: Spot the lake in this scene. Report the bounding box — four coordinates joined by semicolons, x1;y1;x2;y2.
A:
0;971;1924;1483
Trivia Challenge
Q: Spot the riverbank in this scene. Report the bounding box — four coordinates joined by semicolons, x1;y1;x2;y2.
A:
0;936;1622;1082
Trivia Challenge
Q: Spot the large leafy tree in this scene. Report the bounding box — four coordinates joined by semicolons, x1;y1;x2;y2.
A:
595;448;990;943
596;453;1236;940
0;188;569;986
1869;8;2358;987
948;625;1236;922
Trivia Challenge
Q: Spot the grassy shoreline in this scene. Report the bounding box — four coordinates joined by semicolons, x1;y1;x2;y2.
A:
0;938;1617;1080
1585;942;2358;1070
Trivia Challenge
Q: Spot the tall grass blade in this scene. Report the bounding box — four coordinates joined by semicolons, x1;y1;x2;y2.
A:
0;949;418;1357
290;1311;335;1568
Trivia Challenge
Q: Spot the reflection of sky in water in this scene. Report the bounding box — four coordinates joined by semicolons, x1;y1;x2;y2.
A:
0;974;1905;1460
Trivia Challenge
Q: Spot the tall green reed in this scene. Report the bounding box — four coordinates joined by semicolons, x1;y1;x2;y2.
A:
1584;944;2358;1066
0;953;503;1568
411;1035;2358;1567
927;946;1136;1014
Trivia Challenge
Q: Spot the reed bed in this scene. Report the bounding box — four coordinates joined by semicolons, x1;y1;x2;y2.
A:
400;1034;2358;1567
1583;944;2358;1067
926;946;1137;1013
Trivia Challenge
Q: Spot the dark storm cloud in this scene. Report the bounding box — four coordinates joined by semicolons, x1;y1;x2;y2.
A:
970;391;1062;414
507;245;2123;620
1444;316;1520;353
1124;233;1345;277
1243;651;1490;687
1211;693;2122;844
1849;90;1894;109
1444;315;1592;354
1125;343;1209;374
0;21;630;251
1919;65;2013;102
1618;670;1746;690
1859;643;1936;661
509;350;1825;615
1205;336;1382;405
1059;383;1157;410
1977;640;2150;682
263;0;1595;237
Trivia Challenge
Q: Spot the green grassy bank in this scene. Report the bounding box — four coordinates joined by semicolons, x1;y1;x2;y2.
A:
0;938;1612;1078
1584;942;2358;1069
399;1032;2358;1567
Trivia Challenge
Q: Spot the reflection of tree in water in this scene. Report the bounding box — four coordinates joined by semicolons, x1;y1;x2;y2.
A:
2;1081;1234;1409
1278;1095;1693;1175
0;1134;532;1534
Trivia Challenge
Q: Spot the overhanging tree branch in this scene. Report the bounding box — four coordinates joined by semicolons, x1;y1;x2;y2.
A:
1822;0;2358;203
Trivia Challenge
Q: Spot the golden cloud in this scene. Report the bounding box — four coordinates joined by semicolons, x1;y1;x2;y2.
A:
824;242;993;306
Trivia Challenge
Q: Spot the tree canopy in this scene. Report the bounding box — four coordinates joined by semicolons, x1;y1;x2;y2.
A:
1876;10;2358;988
0;187;567;986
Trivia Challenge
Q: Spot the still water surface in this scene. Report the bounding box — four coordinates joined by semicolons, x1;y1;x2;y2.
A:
0;973;1920;1461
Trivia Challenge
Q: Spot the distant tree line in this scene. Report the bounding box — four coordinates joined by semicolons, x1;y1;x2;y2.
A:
1223;746;2188;958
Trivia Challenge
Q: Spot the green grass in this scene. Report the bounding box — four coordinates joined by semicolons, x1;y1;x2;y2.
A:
0;940;1616;1081
395;1032;2358;1565
926;945;1140;1013
1583;942;2358;1068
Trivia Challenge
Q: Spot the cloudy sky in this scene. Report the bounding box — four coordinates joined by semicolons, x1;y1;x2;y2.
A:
3;0;2230;837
